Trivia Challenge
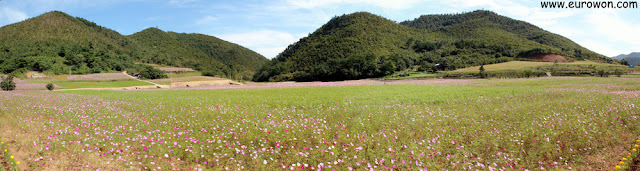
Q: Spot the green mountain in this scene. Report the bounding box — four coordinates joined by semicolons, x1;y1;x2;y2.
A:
254;11;614;82
613;52;640;66
400;10;606;61
0;11;268;79
128;28;267;79
0;11;134;74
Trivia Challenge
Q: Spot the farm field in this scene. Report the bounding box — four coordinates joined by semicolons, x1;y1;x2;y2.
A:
452;61;601;72
0;77;639;170
151;76;226;85
3;73;154;90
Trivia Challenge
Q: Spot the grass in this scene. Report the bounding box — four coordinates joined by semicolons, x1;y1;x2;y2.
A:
27;79;153;89
453;60;612;72
152;74;221;85
447;60;637;79
51;80;153;89
382;71;439;80
19;73;153;89
0;77;639;170
167;71;202;77
454;61;554;72
621;73;640;78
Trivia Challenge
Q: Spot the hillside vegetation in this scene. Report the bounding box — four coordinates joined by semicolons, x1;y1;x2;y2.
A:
129;28;268;79
0;11;268;80
613;52;640;66
254;10;615;82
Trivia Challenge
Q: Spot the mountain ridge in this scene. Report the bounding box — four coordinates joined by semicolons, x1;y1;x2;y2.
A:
254;10;614;82
0;11;268;79
613;52;640;65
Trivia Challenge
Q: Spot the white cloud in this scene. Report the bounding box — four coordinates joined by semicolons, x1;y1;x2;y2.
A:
256;46;289;59
169;0;198;4
579;39;626;57
195;15;217;25
216;30;305;58
20;0;124;11
217;30;299;47
584;10;640;56
168;0;201;7
0;7;28;23
524;9;577;27
443;0;640;56
447;0;577;24
448;0;530;16
285;0;422;10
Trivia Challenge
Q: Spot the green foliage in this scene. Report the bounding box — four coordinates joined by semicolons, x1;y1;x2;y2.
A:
0;11;268;80
478;64;486;78
1;75;16;91
401;10;610;62
138;66;168;79
596;69;610;77
621;59;630;66
127;28;268;80
256;10;614;82
614;68;623;77
46;83;54;91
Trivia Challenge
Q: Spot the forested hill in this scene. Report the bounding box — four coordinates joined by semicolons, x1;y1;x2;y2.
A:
399;10;605;61
0;11;268;79
128;28;268;79
613;52;640;65
254;10;614;82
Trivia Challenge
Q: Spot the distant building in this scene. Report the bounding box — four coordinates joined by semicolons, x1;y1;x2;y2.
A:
434;63;447;71
133;72;142;78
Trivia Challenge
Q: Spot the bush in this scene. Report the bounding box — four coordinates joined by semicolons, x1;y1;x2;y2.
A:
1;75;16;91
201;70;218;77
596;69;610;77
139;66;168;79
46;83;55;91
614;68;624;77
478;65;487;78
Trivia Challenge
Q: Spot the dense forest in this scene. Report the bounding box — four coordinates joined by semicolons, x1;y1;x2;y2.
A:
0;11;268;79
128;28;267;79
254;10;615;82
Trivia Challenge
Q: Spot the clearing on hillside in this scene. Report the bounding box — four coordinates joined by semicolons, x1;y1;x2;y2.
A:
453;61;552;72
526;53;569;62
157;67;196;72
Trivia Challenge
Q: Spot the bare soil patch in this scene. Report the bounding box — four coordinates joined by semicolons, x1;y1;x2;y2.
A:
157;67;196;72
527;54;568;62
66;73;132;81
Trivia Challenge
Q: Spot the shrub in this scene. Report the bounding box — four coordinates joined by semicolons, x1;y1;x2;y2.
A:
596;69;610;77
614;68;624;77
139;66;168;79
478;65;487;78
201;70;218;77
46;83;55;91
1;75;16;91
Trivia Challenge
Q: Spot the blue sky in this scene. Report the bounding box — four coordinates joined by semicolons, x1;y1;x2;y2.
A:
0;0;638;58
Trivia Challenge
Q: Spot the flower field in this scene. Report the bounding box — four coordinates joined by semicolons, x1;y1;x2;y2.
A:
66;73;133;81
0;77;639;170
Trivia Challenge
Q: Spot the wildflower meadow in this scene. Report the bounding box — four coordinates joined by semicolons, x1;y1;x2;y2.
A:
0;77;639;170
